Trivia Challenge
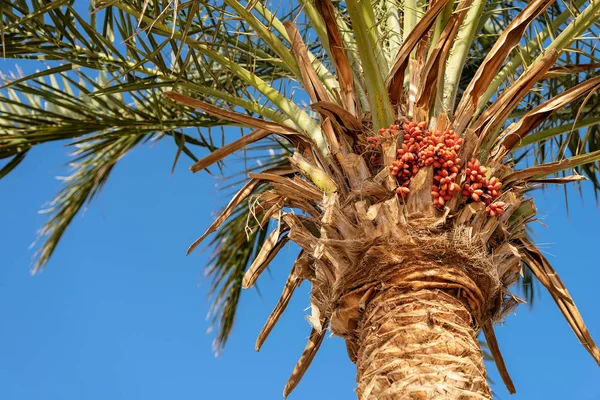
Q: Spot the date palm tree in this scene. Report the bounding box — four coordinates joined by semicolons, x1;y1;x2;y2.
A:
2;0;600;398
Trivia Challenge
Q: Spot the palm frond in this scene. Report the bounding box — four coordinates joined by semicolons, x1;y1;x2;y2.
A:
32;133;143;272
1;0;301;272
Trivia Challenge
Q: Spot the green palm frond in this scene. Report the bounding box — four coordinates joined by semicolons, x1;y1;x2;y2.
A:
0;67;223;272
0;0;301;273
33;133;144;271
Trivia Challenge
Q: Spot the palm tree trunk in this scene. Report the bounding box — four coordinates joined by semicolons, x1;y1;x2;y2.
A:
355;287;491;399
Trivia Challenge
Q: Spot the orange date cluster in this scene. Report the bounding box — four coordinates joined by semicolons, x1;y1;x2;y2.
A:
388;121;463;208
371;122;505;216
462;159;506;216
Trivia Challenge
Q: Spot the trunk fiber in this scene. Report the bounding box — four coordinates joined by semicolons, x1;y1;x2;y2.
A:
355;287;491;400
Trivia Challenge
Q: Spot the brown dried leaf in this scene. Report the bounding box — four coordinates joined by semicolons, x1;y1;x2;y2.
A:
529;175;587;184
242;218;288;289
545;62;600;78
311;101;362;131
504;149;600;184
283;324;328;398
482;320;516;394
255;252;310;351
186;167;293;255
187;179;260;256
415;0;472;113
242;211;287;289
284;21;332;104
249;172;323;202
501;76;600;150
258;197;286;229
521;239;600;366
284;21;344;154
314;0;357;114
163;91;297;135
454;0;555;132
386;0;452;104
189;129;271;172
473;50;558;142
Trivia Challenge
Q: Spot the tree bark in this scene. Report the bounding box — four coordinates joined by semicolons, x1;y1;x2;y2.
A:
355;287;491;400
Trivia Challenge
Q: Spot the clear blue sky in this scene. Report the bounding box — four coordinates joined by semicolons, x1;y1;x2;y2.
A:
2;132;600;399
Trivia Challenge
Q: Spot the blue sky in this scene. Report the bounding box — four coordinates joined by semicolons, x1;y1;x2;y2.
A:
2;134;600;400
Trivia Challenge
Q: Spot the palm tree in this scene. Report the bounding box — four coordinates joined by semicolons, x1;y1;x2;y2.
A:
2;0;600;398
